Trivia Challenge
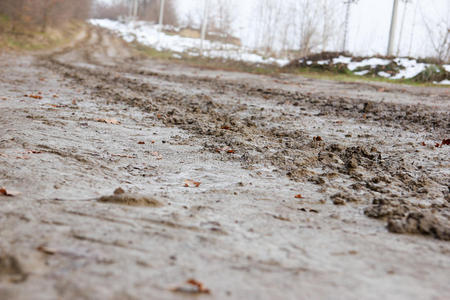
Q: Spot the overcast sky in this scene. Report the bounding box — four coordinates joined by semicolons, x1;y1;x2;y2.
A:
98;0;450;58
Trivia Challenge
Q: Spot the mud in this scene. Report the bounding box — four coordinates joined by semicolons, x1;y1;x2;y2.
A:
0;27;449;299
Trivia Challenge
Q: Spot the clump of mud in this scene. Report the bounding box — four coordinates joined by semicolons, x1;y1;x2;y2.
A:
388;212;450;241
365;198;450;241
97;187;163;207
0;254;27;283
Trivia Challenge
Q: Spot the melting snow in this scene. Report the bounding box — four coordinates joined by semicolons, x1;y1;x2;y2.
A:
89;19;289;66
347;58;391;71
89;19;448;82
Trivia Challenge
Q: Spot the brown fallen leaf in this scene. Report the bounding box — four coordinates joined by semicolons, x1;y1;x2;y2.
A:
138;141;145;145
186;279;210;293
294;194;303;199
1;97;7;101
113;187;125;195
26;94;43;100
184;179;201;187
0;187;21;197
26;150;42;154
226;149;236;154
172;279;211;294
313;136;322;142
441;139;450;146
95;118;120;125
37;245;56;255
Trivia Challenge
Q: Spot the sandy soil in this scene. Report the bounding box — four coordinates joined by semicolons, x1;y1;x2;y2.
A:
0;28;449;300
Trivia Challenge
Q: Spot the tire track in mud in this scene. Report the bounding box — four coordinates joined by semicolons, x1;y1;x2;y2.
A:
41;28;449;240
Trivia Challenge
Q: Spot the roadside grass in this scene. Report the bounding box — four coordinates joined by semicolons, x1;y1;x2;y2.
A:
0;15;85;52
133;42;282;75
284;67;442;87
133;43;444;87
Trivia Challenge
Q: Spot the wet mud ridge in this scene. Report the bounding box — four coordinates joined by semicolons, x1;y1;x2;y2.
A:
0;28;449;299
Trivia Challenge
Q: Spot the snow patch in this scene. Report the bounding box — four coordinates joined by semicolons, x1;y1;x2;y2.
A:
347;58;391;71
89;19;288;66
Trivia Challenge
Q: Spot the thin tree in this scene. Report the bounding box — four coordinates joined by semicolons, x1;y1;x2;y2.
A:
342;0;358;52
396;0;411;56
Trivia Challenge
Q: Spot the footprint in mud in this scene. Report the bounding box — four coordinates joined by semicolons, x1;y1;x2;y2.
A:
0;254;27;283
97;187;163;207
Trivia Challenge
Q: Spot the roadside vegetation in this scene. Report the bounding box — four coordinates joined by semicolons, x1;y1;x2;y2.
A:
133;42;448;86
0;15;85;52
0;0;91;52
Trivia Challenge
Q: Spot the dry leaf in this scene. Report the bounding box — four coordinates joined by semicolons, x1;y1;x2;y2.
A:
294;194;303;199
186;279;210;293
26;150;42;154
184;179;201;187
95;118;120;125
313;136;322;142
138;141;145;145
37;245;56;255
172;279;210;294
113;187;125;195
26;94;43;100
0;187;21;197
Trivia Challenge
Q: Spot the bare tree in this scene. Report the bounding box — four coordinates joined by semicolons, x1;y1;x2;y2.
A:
420;2;450;62
396;0;412;56
0;0;93;32
253;0;283;55
208;0;236;37
138;0;178;25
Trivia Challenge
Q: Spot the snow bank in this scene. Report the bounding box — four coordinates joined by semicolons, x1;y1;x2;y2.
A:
89;19;288;66
296;54;449;82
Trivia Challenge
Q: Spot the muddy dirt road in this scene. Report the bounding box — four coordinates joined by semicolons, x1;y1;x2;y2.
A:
1;28;449;299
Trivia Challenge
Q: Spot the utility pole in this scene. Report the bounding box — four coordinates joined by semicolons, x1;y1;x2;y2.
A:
387;0;399;56
200;0;210;55
342;0;358;52
396;0;410;56
159;0;166;27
